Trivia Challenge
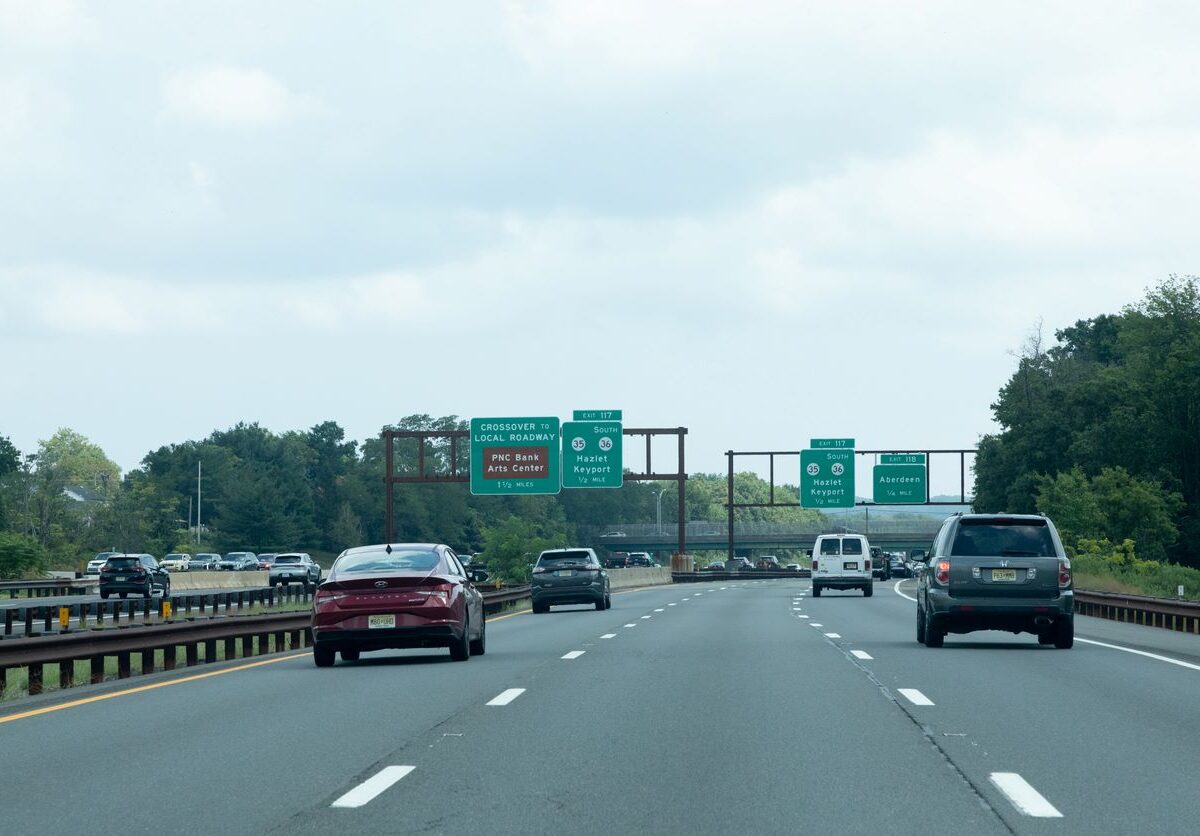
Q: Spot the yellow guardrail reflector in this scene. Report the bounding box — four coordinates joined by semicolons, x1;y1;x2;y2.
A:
58;607;70;629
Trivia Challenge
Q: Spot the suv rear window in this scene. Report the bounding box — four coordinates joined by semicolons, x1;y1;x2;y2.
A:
951;519;1056;557
107;557;140;568
538;551;596;567
274;556;301;564
819;540;840;555
842;539;863;555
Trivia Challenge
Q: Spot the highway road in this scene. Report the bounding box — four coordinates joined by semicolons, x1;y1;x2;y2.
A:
1;579;1197;834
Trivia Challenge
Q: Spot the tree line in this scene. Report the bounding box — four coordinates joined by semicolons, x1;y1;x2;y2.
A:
974;276;1200;568
0;415;825;581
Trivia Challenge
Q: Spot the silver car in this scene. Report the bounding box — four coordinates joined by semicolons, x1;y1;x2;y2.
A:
269;553;321;588
915;513;1074;648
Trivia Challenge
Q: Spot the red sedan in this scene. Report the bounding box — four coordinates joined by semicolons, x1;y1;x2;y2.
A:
311;543;487;667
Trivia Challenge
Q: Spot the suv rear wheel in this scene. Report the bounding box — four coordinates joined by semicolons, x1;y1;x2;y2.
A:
923;612;945;647
916;605;926;642
1053;618;1074;649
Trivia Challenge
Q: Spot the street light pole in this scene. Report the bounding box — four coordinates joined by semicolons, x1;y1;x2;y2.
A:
654;488;668;534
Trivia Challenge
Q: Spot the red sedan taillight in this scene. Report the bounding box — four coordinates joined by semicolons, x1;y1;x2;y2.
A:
1058;558;1071;588
935;560;950;585
315;588;349;606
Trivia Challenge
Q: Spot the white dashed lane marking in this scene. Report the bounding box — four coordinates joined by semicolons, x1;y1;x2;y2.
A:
624;623;637;628
640;615;652;620
330;766;415;809
668;603;677;607
990;773;1063;818
486;688;526;706
600;633;616;639
898;688;934;706
561;650;586;660
654;608;665;612
824;633;841;638
850;650;872;660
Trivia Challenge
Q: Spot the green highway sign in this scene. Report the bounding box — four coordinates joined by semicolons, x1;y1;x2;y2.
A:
810;438;855;449
562;420;623;489
872;464;927;504
800;448;855;508
573;409;623;421
880;453;926;465
470;417;561;496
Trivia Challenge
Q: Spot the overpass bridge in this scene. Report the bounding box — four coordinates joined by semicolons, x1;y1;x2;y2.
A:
587;520;944;553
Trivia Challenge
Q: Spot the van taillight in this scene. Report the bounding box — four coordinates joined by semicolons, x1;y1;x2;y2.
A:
811;559;818;571
864;558;871;571
1058;558;1071;588
935;560;950;584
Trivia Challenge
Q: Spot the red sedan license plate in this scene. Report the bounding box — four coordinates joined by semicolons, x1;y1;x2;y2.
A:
368;614;395;629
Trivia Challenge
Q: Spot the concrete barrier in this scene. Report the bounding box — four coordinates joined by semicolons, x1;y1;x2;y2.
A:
607;567;672;590
170;571;269;591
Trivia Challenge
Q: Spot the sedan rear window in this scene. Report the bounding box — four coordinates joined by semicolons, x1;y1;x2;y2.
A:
337;550;440;573
951;520;1056;557
538;551;596;567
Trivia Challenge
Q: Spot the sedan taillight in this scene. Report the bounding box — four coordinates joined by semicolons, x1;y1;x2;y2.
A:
935;560;950;585
1058;558;1071;588
315;589;349;605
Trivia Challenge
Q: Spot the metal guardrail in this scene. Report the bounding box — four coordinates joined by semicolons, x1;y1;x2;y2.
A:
1074;589;1200;634
0;578;96;599
0;585;533;700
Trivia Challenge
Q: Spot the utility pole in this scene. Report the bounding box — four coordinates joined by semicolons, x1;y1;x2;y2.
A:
196;461;202;545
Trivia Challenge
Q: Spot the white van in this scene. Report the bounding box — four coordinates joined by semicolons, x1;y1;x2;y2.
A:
810;534;873;597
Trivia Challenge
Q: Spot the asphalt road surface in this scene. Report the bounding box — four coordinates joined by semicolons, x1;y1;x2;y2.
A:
1;579;1197;834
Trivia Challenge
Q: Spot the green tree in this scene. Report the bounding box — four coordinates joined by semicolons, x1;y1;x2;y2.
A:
479;514;572;584
0;531;47;578
37;428;122;496
1035;467;1107;547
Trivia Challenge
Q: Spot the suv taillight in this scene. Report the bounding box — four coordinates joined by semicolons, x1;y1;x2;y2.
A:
935;560;950;585
1058;558;1071;588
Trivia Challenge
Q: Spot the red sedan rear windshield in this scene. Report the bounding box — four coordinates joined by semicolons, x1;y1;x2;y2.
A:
337;550;440;573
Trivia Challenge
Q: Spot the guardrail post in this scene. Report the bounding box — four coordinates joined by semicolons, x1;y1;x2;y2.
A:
204;639;217;663
4;608;13;636
199;595;206;615
0;667;6;695
140;649;154;673
273;630;285;652
163;645;176;671
24;608;33;637
185;643;198;667
143;598;151;620
117;652;131;679
28;663;44;695
224;637;236;660
240;635;252;658
89;655;103;684
60;660;74;690
268;587;275;607
42;606;52;633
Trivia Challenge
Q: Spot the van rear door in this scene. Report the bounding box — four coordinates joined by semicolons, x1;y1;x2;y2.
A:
814;536;841;577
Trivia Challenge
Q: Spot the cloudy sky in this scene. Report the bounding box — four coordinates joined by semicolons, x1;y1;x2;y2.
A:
2;1;1198;496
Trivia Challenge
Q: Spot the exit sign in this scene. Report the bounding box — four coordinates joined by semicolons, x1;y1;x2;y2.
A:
880;453;926;465
810;438;855;449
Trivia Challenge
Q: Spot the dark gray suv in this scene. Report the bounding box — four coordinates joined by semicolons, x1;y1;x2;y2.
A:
915;514;1073;648
531;548;611;612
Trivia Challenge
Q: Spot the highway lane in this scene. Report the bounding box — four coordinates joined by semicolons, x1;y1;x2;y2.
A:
804;579;1200;833
1;579;1197;833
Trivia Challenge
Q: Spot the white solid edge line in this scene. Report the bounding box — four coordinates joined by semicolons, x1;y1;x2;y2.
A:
600;633;617;639
331;766;415;808
989;772;1063;818
891;578;1200;673
1076;638;1200;672
898;688;935;706
851;650;873;660
486;688;526;706
561;650;586;660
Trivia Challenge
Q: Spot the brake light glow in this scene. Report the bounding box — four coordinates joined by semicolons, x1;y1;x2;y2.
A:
1058;558;1071;588
935;560;950;585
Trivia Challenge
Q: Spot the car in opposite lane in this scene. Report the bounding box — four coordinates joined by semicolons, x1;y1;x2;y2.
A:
189;553;221;571
531;548;610;612
161;553;192;571
916;513;1074;648
99;554;170;599
219;552;258;571
85;552;120;576
311;543;487;666
269;553;321;588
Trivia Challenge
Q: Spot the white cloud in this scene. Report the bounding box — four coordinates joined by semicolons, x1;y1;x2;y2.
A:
161;66;319;128
0;0;96;49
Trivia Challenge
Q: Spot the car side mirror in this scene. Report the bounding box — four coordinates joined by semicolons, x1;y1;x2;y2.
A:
470;569;490;584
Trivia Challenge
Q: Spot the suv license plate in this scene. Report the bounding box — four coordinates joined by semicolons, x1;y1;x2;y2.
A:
368;614;395;629
991;569;1017;582
555;570;572;577
843;562;857;571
